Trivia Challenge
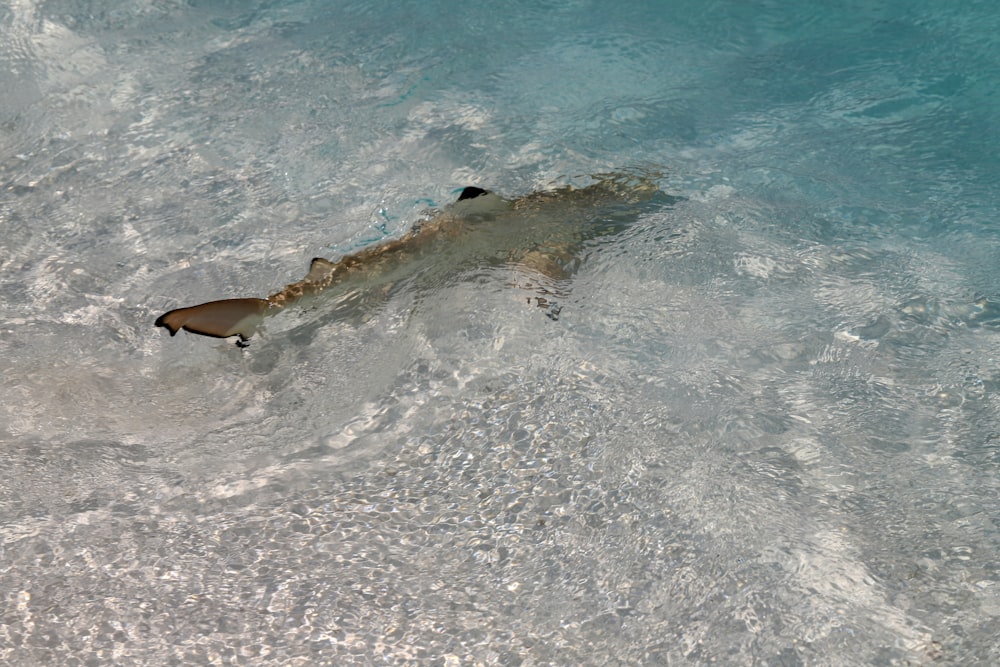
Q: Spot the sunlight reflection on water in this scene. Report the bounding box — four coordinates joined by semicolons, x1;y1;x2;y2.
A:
1;1;999;665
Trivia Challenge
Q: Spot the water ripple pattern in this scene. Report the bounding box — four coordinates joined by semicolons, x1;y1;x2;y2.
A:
1;1;999;665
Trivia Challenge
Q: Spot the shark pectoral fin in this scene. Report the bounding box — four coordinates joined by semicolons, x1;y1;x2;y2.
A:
513;248;579;282
155;298;270;342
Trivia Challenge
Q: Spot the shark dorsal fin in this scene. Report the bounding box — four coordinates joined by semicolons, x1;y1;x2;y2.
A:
451;188;510;217
305;257;337;282
457;186;490;201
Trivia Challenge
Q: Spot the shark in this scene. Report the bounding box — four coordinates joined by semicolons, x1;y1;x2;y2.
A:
154;171;677;346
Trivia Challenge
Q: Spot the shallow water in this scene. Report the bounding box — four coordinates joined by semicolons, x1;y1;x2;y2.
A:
2;1;999;665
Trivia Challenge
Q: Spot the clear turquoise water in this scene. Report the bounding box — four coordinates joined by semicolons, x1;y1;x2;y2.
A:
2;1;999;664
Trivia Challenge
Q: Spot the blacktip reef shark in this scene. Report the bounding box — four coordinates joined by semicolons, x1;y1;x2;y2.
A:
155;171;678;347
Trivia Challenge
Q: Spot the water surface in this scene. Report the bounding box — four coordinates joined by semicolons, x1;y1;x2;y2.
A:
2;1;999;664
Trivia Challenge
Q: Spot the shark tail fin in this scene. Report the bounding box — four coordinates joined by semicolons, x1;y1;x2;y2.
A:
155;298;270;343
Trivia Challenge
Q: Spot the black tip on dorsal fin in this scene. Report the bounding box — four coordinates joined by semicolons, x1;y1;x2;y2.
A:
457;186;490;202
305;257;337;282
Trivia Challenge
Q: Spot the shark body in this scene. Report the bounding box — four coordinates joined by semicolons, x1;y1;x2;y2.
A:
155;172;674;346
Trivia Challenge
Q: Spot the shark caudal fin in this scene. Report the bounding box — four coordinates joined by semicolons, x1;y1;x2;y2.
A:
154;297;270;345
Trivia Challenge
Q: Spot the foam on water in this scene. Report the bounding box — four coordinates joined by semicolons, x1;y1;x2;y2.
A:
2;1;999;664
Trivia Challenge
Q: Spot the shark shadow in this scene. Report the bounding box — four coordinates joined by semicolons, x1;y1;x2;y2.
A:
155;171;680;347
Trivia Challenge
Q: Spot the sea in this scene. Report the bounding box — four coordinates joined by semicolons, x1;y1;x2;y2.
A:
1;1;999;665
